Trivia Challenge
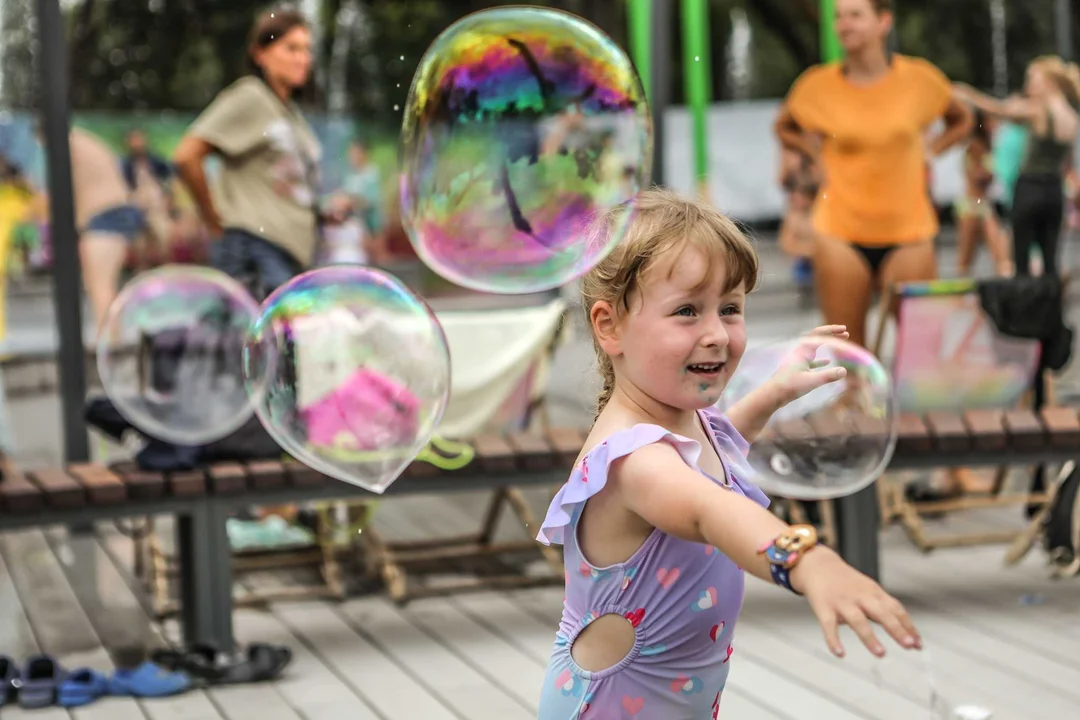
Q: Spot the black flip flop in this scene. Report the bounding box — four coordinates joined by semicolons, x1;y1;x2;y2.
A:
150;643;225;683
218;644;292;685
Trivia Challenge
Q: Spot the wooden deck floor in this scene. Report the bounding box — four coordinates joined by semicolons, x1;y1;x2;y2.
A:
0;491;1077;720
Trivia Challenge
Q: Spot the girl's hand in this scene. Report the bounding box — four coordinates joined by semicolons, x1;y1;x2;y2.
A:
792;548;922;657
770;325;850;404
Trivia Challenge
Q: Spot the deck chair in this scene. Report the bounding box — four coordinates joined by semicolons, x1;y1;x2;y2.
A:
344;297;573;603
872;278;1053;551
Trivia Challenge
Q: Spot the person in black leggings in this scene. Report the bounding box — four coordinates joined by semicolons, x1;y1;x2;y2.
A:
955;56;1080;276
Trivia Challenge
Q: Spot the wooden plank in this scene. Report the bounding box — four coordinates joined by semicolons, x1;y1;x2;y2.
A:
108;461;166;501
245;459;288;490
168;469;207;497
1040;407;1080;448
1002;409;1046;452
67;463;127;505
0;463;44;513
545;427;586;467
207;462;248;495
0;542;71;720
272;602;458;720
404;595;546;712
895;413;933;456
471;434;517;473
27;467;85;508
924;411;971;454
962;409;1007;452
506;432;556;472
284;458;325;488
336;597;533;719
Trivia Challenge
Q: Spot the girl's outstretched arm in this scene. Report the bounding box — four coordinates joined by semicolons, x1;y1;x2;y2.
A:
610;443;921;659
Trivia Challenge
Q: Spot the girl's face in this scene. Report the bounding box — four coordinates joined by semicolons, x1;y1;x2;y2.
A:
596;246;748;412
835;0;891;56
253;26;313;90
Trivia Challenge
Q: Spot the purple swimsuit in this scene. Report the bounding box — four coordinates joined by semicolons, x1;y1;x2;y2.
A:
536;409;770;720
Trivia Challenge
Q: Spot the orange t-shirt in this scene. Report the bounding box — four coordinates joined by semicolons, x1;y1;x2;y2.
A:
785;55;953;246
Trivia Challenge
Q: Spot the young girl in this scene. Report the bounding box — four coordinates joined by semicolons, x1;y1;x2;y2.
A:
954;109;1011;277
536;189;921;719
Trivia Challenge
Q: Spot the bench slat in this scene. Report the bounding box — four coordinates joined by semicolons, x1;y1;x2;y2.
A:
168;470;207;497
1041;407;1080;448
896;413;932;455
546;428;586;467
207;463;248;495
1003;409;1046;451
245;460;288;490
506;432;556;471
109;462;166;500
471;434;517;473
67;463;127;505
283;459;325;487
0;466;44;513
924;412;971;454
962;409;1007;452
28;468;85;508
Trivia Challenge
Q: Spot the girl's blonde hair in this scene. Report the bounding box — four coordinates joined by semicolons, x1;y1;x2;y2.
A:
1030;55;1080;107
581;187;760;419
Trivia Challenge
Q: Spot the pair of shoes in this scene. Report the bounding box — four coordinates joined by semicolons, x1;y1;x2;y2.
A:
0;654;106;709
0;654;191;708
152;642;292;685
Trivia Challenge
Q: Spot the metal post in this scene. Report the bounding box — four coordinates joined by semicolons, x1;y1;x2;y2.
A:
1057;0;1074;61
649;0;671;186
35;0;89;466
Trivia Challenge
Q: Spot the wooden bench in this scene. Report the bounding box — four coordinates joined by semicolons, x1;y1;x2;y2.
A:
2;407;1077;650
0;426;588;651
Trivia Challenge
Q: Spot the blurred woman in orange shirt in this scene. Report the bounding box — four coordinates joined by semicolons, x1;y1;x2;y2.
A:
774;0;973;348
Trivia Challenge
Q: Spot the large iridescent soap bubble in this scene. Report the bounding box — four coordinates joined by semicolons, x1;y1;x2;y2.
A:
96;265;261;445
242;267;450;493
718;335;898;500
400;6;652;294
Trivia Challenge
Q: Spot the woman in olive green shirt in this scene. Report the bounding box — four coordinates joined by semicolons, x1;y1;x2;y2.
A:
174;7;322;298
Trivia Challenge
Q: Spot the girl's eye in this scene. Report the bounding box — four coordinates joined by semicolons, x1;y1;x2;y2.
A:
675;306;696;317
721;305;742;317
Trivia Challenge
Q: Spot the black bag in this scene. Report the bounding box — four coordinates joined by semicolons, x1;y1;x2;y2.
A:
1043;461;1080;577
977;275;1073;371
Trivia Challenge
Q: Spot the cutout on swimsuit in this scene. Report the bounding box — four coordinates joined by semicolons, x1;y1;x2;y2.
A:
570;613;637;673
852;243;899;276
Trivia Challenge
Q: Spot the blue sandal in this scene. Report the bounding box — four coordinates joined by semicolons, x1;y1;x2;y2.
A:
57;668;109;708
108;662;191;698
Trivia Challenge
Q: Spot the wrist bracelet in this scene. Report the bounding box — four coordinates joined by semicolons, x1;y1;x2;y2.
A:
757;524;818;596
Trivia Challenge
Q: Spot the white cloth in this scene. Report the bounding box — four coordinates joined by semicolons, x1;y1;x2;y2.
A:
436;299;568;438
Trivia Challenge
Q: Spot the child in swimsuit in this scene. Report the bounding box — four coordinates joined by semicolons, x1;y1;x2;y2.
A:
536;189;922;719
955;109;1012;276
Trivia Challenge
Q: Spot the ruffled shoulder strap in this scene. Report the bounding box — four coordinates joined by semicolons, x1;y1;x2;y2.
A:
535;423;704;547
700;407;770;510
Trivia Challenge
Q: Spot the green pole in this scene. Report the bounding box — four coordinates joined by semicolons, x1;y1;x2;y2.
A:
681;0;712;198
627;0;652;101
820;0;844;62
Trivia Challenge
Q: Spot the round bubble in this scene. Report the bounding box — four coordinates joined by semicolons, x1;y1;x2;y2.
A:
96;265;261;445
718;335;897;501
400;6;652;294
242;266;450;493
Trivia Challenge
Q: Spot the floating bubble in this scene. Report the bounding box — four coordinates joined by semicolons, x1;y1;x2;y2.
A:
400;6;652;294
719;335;897;500
96;265;261;445
242;266;450;493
